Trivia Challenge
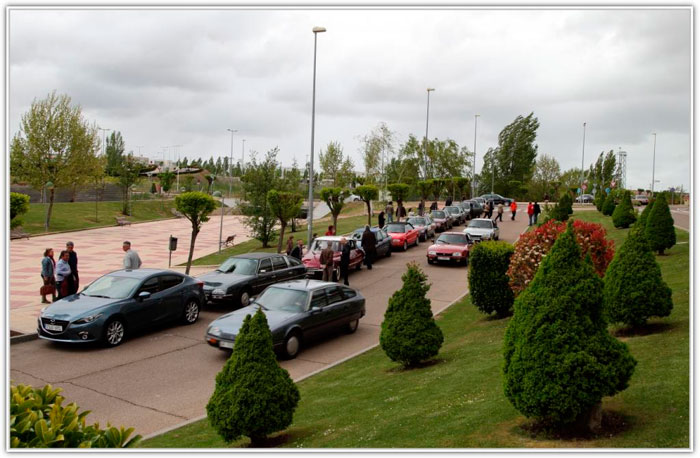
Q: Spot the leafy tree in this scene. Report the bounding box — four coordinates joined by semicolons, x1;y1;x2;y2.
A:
490;113;540;197
468;241;514;317
417;180;432;201
530;154;561;200
241;149;282;248
559;167;584;200
320;187;349;231
451;177;470;200
10;91;100;231
116;154;143;215
337;156;356;189
319;141;344;186
645;194;676;255
354;185;379;226
587;151;617;198
105;131;125;176
380;262;444;367
387;183;410;213
206;309;300;445
603;227;672;327
175;191;217;275
267;190;303;253
430;179;445;202
10;192;30;229
503;221;636;429
602;191;616;216
612;190;637;228
361;122;394;185
158;171;175;195
549;192;573;222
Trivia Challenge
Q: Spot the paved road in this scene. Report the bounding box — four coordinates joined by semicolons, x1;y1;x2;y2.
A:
670;206;690;231
10;211;529;438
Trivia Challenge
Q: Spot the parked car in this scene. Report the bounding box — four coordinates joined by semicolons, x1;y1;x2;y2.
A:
633;194;649;205
427;232;471;266
205;280;366;358
480;193;513;205
385;221;420;251
350;227;392;258
575;194;595;203
197;253;306;308
460;200;483;219
302;236;364;280
345;194;362;202
443;206;467;225
463;218;500;241
429;210;452;231
38;269;205;347
406;216;436;241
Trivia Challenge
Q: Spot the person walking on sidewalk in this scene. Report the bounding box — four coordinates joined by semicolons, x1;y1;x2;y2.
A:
496;202;504;222
385;201;394;223
41;248;56;303
533;201;542;225
527;202;535;226
56;250;72;299
66;241;79;294
510;201;518;220
339;237;351;286
123;241;142;269
320;241;335;282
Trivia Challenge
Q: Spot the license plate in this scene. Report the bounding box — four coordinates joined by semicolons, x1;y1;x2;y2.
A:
45;324;63;332
219;340;234;349
438;256;450;261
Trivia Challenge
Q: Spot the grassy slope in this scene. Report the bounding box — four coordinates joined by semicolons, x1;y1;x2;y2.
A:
141;210;689;448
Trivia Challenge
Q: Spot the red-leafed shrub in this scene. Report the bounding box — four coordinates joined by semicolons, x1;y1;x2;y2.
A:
508;219;615;296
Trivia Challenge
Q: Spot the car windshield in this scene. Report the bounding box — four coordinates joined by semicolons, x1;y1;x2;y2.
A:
386;223;407;233
255;287;309;313
437;234;468;245
635;195;646;199
469;220;493;229
310;239;339;252
216;257;258;275
445;207;460;214
431;211;446;219
407;217;426;226
82;275;142;299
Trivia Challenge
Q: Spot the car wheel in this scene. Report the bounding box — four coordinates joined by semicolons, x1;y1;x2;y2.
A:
420;233;425;242
413;237;419;247
495;234;499;241
182;299;200;325
386;248;392;257
282;331;302;359
239;289;251;308
403;241;408;251
427;258;433;264
103;318;126;347
346;319;359;334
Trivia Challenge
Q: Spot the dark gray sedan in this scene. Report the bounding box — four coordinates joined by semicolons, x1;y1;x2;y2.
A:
205;280;365;358
351;227;392;258
37;269;205;347
197;253;307;308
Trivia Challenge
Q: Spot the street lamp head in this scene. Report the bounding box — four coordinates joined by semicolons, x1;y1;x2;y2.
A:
427;88;435;92
227;128;237;133
312;26;327;33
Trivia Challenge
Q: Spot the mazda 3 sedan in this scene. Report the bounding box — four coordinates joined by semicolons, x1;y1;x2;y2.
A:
205;280;365;359
38;269;205;347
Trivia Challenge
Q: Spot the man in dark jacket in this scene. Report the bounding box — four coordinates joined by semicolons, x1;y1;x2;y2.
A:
320;241;335;282
66;241;79;294
339;237;352;286
445;197;453;206
361;226;377;270
533;202;542;225
290;239;304;260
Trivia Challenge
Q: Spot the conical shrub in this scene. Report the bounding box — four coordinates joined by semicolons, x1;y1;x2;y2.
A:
645;194;676;255
612;190;637;228
603;227;672;327
503;221;636;427
206;308;300;445
380;262;444;367
469;241;514;316
595;191;605;212
636;198;654;228
602;192;616;216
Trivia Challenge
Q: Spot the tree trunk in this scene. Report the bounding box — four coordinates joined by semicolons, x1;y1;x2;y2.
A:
574;402;603;434
366;200;372;226
185;225;199;275
277;222;287;253
45;188;55;232
332;212;338;234
249;434;266;447
122;187;129;215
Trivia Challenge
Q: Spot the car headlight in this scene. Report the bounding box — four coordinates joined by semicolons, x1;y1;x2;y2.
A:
40;307;47;313
209;326;221;336
429;251;437;255
212;288;226;296
452;252;461;257
73;313;103;324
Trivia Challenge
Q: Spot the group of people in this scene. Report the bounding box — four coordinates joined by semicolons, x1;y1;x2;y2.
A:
40;241;142;303
285;236;305;261
526;202;542;226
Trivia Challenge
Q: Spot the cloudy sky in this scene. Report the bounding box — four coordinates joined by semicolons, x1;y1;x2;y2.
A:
8;7;691;192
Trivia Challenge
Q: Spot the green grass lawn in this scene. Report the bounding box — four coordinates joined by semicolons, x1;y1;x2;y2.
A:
142;211;689;448
19;200;179;235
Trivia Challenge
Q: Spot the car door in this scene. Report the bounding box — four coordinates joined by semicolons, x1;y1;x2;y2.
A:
284;256;307;280
348;240;362;267
303;288;329;336
271;255;293;282
375;230;387;256
254;258;275;294
406;223;417;244
323;285;349;330
126;276;162;330
158;274;186;321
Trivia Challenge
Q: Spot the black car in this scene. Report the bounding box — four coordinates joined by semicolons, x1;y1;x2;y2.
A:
443;206;467;225
480;193;513;206
460;200;482;219
197;253;307;308
351;227;392;259
38;269;205;347
205;280;366;358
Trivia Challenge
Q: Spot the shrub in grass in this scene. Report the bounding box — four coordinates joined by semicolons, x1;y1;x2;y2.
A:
206;308;300;445
636;198;654;228
468;241;514;316
10;192;30;229
150;182;157;194
503;221;636;429
594;191;605;212
380;262;444;367
549;193;572;222
645;194;676;255
602;192;616;216
10;383;141;448
612;190;637;228
603;227;672;327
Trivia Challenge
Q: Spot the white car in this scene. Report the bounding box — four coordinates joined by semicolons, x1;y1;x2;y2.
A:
463;218;500;241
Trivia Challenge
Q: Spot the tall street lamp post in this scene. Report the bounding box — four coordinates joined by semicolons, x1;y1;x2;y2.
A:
424;88;435;178
580;122;587;199
99;128;111;156
307;26;326;248
227;129;237;199
241;139;246;172
213;191;224;253
472;114;479;198
651;132;657;196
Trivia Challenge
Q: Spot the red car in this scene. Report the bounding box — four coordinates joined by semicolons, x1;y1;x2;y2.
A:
427;232;471;266
430;210;452;232
301;236;364;280
385;222;420;251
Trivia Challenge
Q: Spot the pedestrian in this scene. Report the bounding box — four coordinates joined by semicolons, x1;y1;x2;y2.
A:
41;248;56;303
533;201;541;225
361;225;377;270
408;208;415;217
386;201;394;223
496;202;504;222
418;199;425;216
325;225;335;236
285;235;294;255
290;239;304;260
65;241;79;294
510;200;518;220
445;196;453;206
311;233;318;247
397;203;407;221
378;211;386;229
55;250;72;299
430;201;438;211
527;202;535;226
122;241;142;269
320;241;335;282
339;237;351;286
487;201;494;219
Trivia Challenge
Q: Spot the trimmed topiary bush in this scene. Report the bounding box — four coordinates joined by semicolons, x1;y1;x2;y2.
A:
612;190;637;228
206;308;300;445
602;191;616;216
10;192;30;229
468;241;514;316
603;227;672;327
645;194;676;255
503;221;636;429
594;191;605;212
380;262;444;367
636;198;654;228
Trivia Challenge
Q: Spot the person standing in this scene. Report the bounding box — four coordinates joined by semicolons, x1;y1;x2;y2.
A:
339;237;351;286
496;202;504;222
122;241;142;269
290;239;304;260
325;225;335;236
486;201;494;219
285;236;294;255
510;201;518;220
527;202;535;226
385;201;394;223
378;211;386;229
41;248;56;303
65;241;79;294
55;250;72;299
533;201;541;225
361;225;377;270
320;241;335;282
445;196;452;206
418;199;425;216
430;201;438;211
397;203;406;222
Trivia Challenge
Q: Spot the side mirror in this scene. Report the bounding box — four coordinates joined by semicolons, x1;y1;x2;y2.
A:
138;291;151;301
259;269;267;273
311;306;322;314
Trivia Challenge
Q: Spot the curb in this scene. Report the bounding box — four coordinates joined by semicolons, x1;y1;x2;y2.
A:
10;332;39;344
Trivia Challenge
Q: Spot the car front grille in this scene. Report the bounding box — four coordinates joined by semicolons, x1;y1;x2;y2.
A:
40;317;70;334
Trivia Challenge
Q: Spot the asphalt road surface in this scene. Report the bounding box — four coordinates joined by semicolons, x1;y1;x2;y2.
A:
9;212;527;437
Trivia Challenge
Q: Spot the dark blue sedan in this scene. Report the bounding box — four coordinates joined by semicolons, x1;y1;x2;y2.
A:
38;269;206;346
